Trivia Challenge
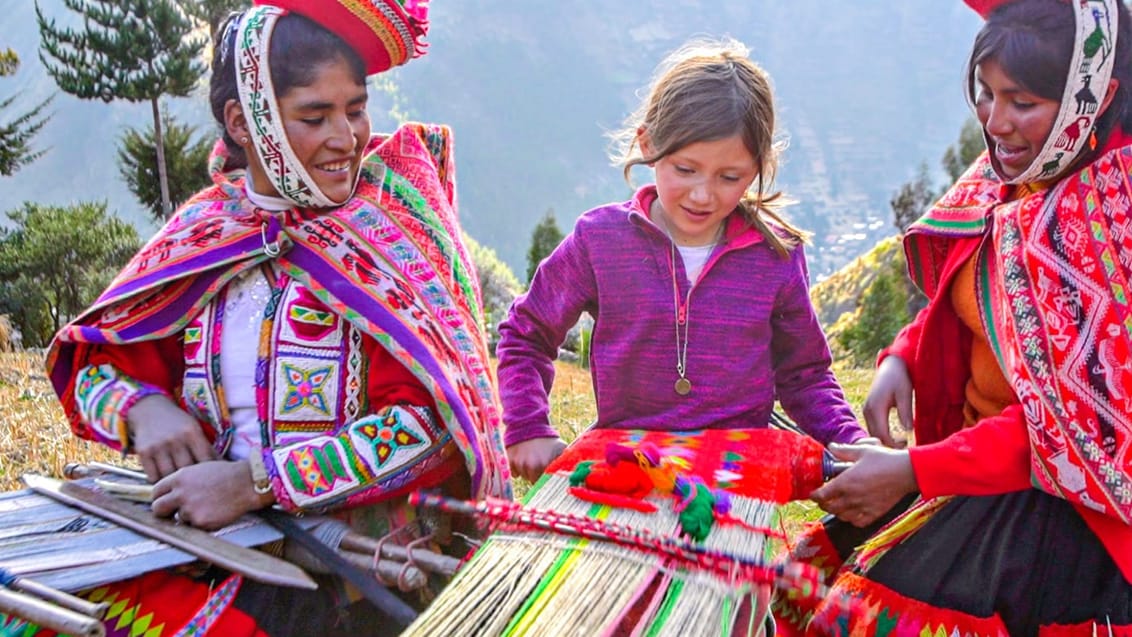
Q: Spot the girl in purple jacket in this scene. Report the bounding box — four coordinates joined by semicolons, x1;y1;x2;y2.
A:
498;38;867;482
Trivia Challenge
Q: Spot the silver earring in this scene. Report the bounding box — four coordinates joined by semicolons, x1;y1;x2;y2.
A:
240;136;250;145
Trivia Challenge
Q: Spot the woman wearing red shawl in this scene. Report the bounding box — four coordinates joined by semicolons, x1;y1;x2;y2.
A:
6;1;510;635
776;0;1132;634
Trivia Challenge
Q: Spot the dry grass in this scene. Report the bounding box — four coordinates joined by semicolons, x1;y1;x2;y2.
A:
0;352;122;491
0;352;873;535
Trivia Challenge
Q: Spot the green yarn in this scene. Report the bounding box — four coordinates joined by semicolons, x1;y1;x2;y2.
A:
568;461;595;487
677;482;717;542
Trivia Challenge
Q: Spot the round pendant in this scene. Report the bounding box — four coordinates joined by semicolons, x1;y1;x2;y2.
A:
674;377;692;395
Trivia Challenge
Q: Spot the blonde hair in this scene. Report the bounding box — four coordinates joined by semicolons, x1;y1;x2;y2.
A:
608;37;808;257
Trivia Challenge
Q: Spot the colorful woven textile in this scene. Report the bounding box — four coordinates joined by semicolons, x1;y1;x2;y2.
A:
403;427;809;637
904;148;1132;524
0;571;264;637
546;426;828;503
46;123;511;502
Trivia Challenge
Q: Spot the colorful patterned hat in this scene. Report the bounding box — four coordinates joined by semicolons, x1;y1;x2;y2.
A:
254;0;430;75
964;0;1120;183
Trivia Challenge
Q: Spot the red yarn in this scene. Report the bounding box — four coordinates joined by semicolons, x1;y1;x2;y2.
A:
568;487;658;512
581;459;655;499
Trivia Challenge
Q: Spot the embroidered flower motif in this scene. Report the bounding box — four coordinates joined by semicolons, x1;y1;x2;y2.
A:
355;410;425;467
281;364;332;415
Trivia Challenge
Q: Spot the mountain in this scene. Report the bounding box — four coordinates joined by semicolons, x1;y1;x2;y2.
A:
0;0;983;277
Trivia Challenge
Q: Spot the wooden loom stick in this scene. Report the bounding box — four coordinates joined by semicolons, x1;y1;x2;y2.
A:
0;569;107;619
22;474;317;590
0;585;105;637
339;532;462;576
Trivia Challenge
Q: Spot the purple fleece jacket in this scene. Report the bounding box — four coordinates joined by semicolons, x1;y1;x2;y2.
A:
497;185;865;448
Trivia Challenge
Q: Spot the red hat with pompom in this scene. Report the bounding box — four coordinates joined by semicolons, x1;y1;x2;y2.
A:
254;0;429;75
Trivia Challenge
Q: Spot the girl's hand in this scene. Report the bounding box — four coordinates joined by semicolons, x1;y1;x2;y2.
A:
151;460;274;530
861;356;913;448
810;443;918;527
507;437;567;483
128;394;218;482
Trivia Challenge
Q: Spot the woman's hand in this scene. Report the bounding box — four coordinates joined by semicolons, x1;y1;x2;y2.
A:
128;394;218;482
861;355;913;448
151;460;274;530
810;443;918;527
507;437;567;483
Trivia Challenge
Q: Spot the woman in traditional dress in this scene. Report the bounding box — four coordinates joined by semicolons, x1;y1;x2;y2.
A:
14;1;510;635
777;0;1132;633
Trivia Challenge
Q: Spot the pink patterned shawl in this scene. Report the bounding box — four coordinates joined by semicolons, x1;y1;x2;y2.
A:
905;147;1132;523
46;123;512;501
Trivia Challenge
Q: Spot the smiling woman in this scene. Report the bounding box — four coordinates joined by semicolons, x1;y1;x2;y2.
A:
776;0;1132;634
216;13;373;206
2;1;512;636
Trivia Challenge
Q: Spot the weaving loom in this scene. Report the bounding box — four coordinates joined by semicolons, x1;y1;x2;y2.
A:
0;468;461;636
405;427;832;637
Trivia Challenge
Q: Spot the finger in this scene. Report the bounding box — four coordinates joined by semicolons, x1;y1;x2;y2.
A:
139;454;161;484
150;488;178;518
186;439;215;464
849;511;872;528
170;446;197;473
810;481;836;503
854;437;882;447
895;393;913;447
863;405;898;448
827;443;865;462
186;429;218;463
153;452;179;481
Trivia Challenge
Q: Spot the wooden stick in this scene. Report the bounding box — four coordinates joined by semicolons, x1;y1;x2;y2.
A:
339;531;461;576
5;576;108;619
0;586;105;637
64;462;148;483
337;549;428;590
91;478;154;503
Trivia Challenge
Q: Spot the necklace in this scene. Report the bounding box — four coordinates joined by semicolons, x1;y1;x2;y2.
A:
654;204;726;396
669;238;694;395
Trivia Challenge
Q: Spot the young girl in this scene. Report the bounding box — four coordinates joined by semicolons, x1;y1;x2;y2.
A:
498;38;866;483
10;1;510;635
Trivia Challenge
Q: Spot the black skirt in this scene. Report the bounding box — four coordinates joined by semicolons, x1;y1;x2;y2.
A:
808;489;1132;636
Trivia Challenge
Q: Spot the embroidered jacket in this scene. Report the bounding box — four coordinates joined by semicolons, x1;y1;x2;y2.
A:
47;124;512;513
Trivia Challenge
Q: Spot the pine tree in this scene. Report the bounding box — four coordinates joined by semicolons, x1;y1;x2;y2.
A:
118;110;212;221
838;267;910;368
183;0;252;42
942;118;985;183
0;201;140;347
37;0;206;219
526;208;564;284
0;49;52;177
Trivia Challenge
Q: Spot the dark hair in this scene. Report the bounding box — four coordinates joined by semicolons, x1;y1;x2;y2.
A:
209;11;367;169
966;0;1132;158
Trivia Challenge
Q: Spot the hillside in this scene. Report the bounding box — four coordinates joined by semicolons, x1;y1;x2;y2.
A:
0;1;982;277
